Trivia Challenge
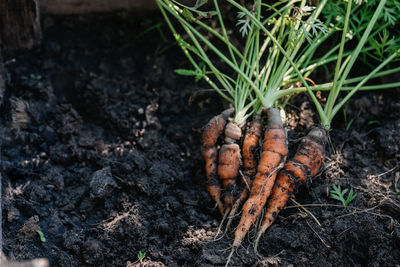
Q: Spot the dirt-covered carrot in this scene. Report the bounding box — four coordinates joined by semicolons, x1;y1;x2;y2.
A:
242;114;262;184
218;143;241;207
218;121;242;208
254;127;326;252
224;115;262;231
226;108;288;263
202;108;234;214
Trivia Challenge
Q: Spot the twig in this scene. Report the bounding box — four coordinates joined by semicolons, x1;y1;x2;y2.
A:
305;220;331;248
286;202;398;223
368;166;398;178
290;198;322;227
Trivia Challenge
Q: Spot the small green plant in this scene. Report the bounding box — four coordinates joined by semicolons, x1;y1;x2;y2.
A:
366;120;379;126
330;184;357;207
137;251;146;263
135;22;167;41
36;230;46;242
29;73;42;80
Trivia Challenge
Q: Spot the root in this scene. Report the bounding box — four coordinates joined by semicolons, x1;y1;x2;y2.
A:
223;171;250;233
214;208;231;241
239;170;251;191
224;197;243;234
225;247;236;267
254;233;262;257
253;208;266;256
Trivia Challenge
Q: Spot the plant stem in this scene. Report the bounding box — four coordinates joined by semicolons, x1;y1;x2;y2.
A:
324;0;352;121
331;49;399;119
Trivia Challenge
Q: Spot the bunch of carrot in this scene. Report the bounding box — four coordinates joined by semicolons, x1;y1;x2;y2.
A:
157;0;400;264
202;107;326;263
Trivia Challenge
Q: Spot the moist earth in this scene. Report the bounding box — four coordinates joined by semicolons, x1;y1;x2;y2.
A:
1;12;400;267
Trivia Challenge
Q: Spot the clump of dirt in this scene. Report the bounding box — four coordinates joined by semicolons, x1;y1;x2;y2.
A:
1;12;400;266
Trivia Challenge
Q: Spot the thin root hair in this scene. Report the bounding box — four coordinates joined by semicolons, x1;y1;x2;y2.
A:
239;170;251;191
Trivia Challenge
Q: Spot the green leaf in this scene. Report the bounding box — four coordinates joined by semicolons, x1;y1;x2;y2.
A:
366;120;379;126
345;189;357;206
174;68;205;82
137;251;146;263
345;117;355;131
174;69;200;76
329;184;357;207
36;230;46;242
236;11;251;37
382;5;397;25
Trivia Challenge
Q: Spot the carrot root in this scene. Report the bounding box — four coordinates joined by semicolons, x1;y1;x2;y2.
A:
202;108;234;214
232;107;288;249
218;143;241;208
223;115;262;233
254;127;326;252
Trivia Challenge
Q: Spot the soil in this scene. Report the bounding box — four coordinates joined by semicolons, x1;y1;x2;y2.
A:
1;12;400;267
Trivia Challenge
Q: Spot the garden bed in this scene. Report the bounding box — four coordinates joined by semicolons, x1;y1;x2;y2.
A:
1;12;400;266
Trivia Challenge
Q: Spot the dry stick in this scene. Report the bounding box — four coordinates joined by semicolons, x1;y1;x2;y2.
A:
226;108;288;267
285;202;397;222
202;108;234;214
290;198;322;227
304;220;331;248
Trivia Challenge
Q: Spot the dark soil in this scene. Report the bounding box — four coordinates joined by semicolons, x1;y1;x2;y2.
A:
1;12;400;267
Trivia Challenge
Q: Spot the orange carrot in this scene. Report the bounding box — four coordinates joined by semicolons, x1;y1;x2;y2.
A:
218;143;241;207
212;121;243;239
219;121;242;212
254;127;326;252
202;108;234;214
224;115;262;231
227;108;288;263
242;114;262;184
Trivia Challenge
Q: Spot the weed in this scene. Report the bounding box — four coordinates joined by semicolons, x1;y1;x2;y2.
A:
135;22;167;42
330;184;357;207
366;120;379;126
29;73;42;80
36;230;46;242
137;251;146;263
